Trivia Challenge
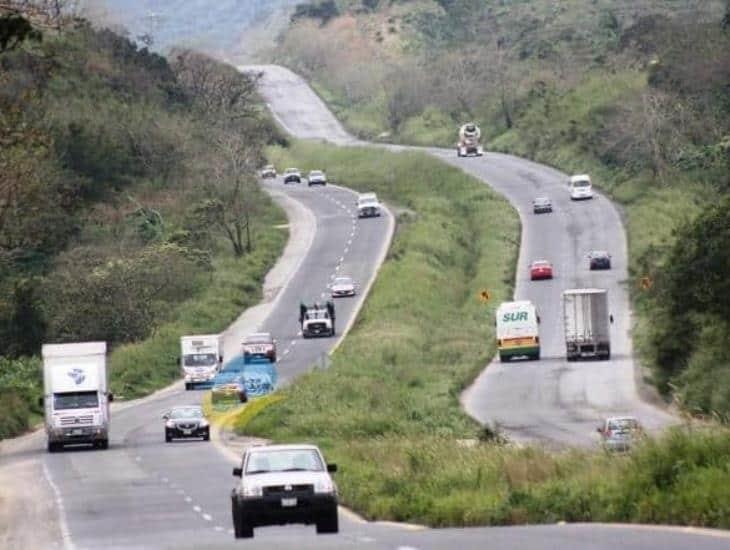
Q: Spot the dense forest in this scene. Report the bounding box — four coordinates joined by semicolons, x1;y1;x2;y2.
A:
0;2;283;437
278;0;730;418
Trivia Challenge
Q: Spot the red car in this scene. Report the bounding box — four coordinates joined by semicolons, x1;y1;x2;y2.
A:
242;333;277;363
530;260;553;280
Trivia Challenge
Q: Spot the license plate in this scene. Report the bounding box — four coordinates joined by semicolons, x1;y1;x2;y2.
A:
281;498;297;507
71;428;83;435
182;429;192;435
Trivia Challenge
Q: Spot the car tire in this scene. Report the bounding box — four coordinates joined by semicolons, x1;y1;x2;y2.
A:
47;441;59;453
239;393;248;403
98;438;109;450
185;382;191;391
316;509;339;534
203;431;210;441
165;433;172;443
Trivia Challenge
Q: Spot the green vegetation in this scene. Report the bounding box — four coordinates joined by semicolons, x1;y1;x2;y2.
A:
237;142;730;528
275;0;730;418
0;8;285;438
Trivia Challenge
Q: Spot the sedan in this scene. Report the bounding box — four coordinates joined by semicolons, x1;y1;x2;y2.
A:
164;405;210;442
588;250;612;270
308;170;327;186
331;276;356;297
260;165;276;179
597;416;644;452
283;168;301;184
530;260;554;280
211;373;248;404
532;197;552;214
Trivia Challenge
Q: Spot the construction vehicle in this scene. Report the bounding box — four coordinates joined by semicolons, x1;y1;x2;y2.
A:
457;123;483;157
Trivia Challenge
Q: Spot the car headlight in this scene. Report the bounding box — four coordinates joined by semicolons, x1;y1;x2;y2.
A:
198;419;209;428
184;374;192;381
242;484;263;497
314;478;336;495
165;420;175;428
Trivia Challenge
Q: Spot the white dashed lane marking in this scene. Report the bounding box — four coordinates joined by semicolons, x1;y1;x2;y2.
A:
184;496;192;503
193;505;202;513
202;514;213;522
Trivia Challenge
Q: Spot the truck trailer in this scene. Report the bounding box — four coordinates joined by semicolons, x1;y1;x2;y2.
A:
42;342;112;452
180;334;223;390
563;289;612;360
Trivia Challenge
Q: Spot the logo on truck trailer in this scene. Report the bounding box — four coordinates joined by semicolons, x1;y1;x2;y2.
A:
502;311;529;323
67;368;86;385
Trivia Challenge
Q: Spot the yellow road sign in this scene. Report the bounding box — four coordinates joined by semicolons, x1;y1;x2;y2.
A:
479;290;491;302
640;276;653;290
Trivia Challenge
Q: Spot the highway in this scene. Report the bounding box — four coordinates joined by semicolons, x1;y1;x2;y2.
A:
0;63;723;550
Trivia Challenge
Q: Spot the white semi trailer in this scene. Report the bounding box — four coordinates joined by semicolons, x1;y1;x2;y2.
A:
563;289;613;361
42;342;112;452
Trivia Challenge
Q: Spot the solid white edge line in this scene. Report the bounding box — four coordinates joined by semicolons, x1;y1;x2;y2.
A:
42;461;76;550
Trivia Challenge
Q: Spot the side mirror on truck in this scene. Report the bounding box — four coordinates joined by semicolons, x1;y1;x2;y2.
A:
108;393;114;402
232;467;242;477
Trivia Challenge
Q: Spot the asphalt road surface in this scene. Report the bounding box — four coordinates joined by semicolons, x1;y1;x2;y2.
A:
0;63;722;550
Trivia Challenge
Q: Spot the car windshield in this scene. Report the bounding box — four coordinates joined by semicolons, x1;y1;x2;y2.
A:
305;310;329;320
309;171;323;177
591;251;609;259
183;353;217;367
170;407;203;419
54;391;98;410
245;449;324;474
533;261;550;267
333;277;352;286
534;198;549;204
359;199;378;207
608;418;639;432
573;180;590;187
244;334;272;344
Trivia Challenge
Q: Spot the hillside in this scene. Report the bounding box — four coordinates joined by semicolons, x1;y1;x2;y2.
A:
0;6;286;438
271;0;730;419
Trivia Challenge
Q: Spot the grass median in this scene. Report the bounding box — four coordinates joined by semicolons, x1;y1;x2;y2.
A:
232;141;730;528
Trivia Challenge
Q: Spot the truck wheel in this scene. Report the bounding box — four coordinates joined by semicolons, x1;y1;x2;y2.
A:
499;354;507;363
533;351;541;361
47;441;59;453
316;509;339;534
97;439;109;450
239;393;248;403
185;383;191;391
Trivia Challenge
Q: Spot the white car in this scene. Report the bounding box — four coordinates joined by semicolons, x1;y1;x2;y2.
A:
569;174;593;200
356;193;381;218
330;276;356;297
307;170;327;186
231;444;339;538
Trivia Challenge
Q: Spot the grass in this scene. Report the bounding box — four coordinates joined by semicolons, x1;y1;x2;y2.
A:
109;199;287;400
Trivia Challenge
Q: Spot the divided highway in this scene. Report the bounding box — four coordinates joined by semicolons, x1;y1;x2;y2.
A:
0;64;724;550
246;64;675;448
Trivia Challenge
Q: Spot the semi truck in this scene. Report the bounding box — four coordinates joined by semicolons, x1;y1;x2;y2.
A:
42;342;112;452
456;123;484;157
563;288;613;360
180;334;223;390
496;300;540;361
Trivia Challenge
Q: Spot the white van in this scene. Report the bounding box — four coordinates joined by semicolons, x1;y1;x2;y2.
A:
569;174;593;200
496;301;540;361
180;334;222;390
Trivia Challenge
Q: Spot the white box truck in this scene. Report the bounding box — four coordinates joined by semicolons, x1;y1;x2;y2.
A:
42;342;112;452
563;289;612;360
180;334;222;390
496;300;540;361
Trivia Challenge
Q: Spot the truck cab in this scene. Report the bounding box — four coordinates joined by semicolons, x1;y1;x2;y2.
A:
42;342;112;452
300;302;336;338
180;335;223;390
495;301;540;361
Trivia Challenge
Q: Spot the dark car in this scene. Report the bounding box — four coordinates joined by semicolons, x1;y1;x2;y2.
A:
283;168;301;184
532;197;552;214
164;406;209;442
231;444;339;538
588;250;612;270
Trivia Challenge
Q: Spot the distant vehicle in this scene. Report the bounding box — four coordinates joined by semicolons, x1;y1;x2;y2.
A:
532;197;552;214
231;443;339;538
243;333;277;363
330;276;356;297
569;174;593;200
495;301;540;362
563;288;613;361
299;301;335;338
211;363;249;404
42;342;113;452
356;193;381;218
530;260;554;280
588;250;612;270
307;170;327;186
260;165;277;179
283;168;302;184
163;405;210;442
456;122;483;157
597;416;643;452
180;334;222;390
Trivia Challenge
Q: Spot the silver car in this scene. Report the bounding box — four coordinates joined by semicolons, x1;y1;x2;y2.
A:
533;196;552;213
231;444;339;538
597;416;643;452
330;276;356;297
